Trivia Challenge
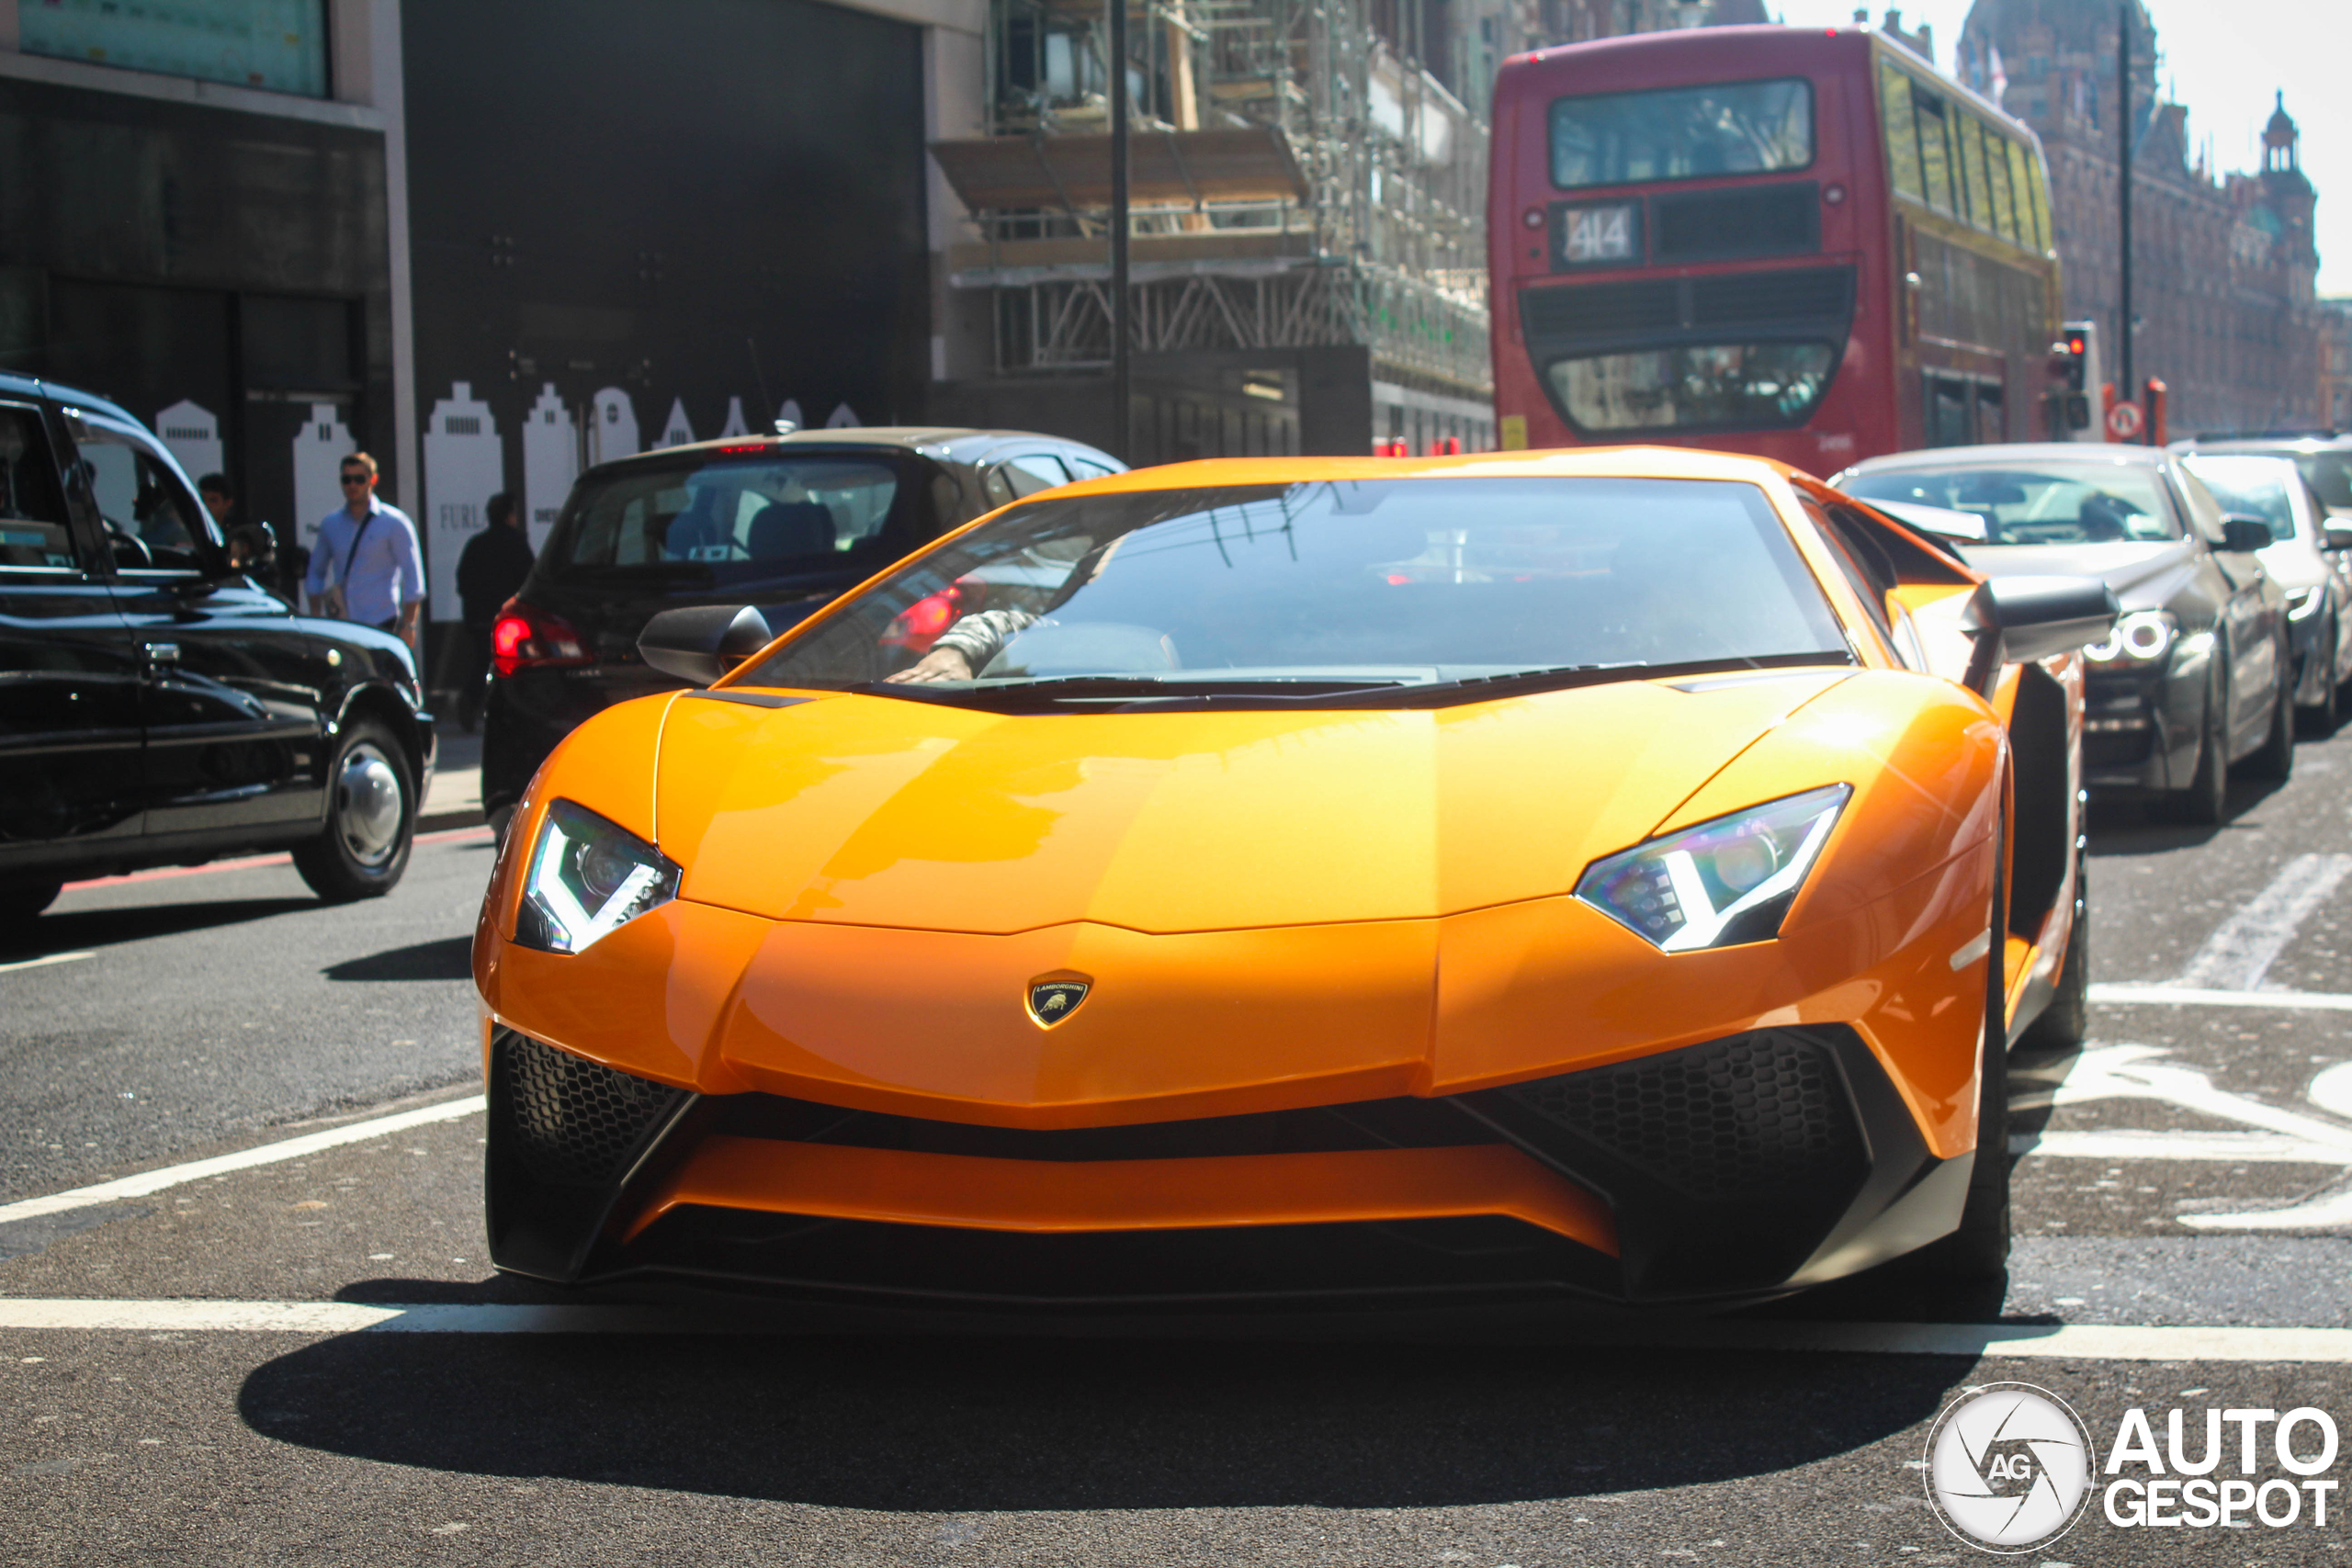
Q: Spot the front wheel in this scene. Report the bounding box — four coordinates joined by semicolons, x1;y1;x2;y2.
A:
2250;656;2296;780
292;717;415;902
2301;621;2340;736
2172;670;2230;826
0;880;62;936
1908;847;2011;1280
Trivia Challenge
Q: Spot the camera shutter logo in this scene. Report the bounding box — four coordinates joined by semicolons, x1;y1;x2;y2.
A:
1922;1382;2094;1553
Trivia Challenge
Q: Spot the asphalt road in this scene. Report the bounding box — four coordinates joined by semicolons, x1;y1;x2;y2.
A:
6;728;2352;1563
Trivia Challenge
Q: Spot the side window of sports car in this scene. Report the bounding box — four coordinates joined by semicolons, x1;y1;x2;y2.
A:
1803;498;1902;658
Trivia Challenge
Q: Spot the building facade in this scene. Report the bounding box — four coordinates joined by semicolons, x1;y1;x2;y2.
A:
1957;0;2325;435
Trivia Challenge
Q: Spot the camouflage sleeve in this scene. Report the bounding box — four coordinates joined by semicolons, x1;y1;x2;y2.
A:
930;608;1040;671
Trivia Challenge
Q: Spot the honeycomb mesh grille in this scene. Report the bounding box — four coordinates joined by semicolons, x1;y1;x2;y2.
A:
1503;1032;1858;1201
499;1032;685;1188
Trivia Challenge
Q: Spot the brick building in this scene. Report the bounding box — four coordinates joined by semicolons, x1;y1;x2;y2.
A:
1957;0;2324;434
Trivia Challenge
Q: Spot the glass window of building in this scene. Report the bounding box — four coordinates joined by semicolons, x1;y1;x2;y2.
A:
21;0;330;98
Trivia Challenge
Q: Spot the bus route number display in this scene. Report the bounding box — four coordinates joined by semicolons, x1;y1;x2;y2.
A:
1558;201;1641;268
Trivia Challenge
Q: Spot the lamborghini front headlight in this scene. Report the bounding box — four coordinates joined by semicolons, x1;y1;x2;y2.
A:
1575;784;1851;952
514;799;682;954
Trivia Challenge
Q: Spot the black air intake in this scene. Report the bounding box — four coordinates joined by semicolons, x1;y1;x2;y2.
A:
496;1032;689;1188
1499;1029;1862;1201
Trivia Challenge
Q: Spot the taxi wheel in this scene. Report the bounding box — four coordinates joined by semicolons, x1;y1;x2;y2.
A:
2249;662;2295;780
293;717;415;903
0;881;62;932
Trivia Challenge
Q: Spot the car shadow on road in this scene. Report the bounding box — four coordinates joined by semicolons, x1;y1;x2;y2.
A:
236;1326;1957;1509
2084;773;2293;855
322;935;475;983
1;897;318;960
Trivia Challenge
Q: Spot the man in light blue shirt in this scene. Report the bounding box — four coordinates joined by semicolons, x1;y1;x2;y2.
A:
305;451;425;655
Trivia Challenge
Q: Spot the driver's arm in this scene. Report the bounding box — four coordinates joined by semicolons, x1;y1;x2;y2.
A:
888;609;1040;683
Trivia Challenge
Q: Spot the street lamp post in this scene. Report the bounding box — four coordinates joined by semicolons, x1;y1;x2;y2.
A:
2117;0;2134;399
1109;0;1132;460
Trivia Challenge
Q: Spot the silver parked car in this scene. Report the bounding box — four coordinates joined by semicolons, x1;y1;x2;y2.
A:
2180;452;2352;731
1836;444;2291;824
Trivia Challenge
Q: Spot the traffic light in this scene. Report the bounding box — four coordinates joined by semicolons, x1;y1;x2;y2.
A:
2049;332;2092;432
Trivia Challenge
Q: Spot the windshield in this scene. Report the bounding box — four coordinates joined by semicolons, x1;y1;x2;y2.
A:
2294;451;2352;512
736;478;1851;705
1550;78;1813;190
1841;463;2182;546
1547;342;1838;432
545;454;921;587
2183;456;2302;542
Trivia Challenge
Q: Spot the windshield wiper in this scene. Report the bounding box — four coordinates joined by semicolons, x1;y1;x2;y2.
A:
852;672;1415;710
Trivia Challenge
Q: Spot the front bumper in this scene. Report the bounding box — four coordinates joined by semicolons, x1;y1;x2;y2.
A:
485;1024;1966;1308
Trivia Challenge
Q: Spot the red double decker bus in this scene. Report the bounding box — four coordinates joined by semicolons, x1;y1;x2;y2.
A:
1487;27;2061;470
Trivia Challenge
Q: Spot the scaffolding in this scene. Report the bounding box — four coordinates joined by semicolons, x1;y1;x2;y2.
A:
940;0;1522;400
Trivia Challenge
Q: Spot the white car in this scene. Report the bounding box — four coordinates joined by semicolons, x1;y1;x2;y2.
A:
2182;452;2352;731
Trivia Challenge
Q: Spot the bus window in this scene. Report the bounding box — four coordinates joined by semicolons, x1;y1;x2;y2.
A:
1957;111;1991;228
1548;343;1839;432
1915;93;1954;213
2025;149;2054;252
1878;65;1922;200
1548;79;1812;188
2006;139;2041;249
1984;125;2018;243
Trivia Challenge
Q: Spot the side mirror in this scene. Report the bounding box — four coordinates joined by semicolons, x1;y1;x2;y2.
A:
638;604;773;685
2219;514;2278;553
2324;521;2352;551
1959;575;2120;694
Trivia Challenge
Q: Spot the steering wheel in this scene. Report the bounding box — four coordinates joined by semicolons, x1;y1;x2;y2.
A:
103;517;153;570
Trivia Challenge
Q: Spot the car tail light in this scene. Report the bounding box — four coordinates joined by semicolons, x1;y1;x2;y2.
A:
879;579;984;654
492;599;592;679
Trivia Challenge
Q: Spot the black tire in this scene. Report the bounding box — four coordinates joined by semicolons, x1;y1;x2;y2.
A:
0;881;62;933
2301;623;2340;736
2250;655;2295;780
292;716;415;903
1909;840;2011;1281
2018;843;2087;1052
2172;667;2230;826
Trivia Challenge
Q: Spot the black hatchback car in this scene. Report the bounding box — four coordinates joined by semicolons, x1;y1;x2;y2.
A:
479;426;1121;832
0;374;434;931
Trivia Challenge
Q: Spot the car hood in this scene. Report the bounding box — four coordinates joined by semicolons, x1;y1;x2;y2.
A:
1958;539;2197;609
651;672;1851;935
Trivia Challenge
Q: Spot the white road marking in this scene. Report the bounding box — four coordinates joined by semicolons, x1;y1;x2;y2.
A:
0;952;94;976
2090;983;2352;1010
0;1095;486;1226
2013;1129;2352;1164
2008;1043;2352;1230
1;1299;2349;1360
2173;852;2352;990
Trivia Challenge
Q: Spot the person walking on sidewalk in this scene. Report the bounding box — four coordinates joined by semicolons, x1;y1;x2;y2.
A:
453;491;535;731
305;452;424;660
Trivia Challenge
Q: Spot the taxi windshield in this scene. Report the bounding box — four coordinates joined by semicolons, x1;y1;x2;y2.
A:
1841;463;2183;546
735;477;1852;706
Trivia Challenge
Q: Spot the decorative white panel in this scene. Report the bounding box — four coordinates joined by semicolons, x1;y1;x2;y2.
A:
586;389;639;468
424;382;504;624
290;403;355;557
521;384;577;555
153;400;222;488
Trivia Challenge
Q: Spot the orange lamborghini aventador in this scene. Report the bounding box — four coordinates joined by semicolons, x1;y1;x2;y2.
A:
470;448;2116;1307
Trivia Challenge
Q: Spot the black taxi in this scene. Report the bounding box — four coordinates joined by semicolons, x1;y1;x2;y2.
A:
0;374;434;931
